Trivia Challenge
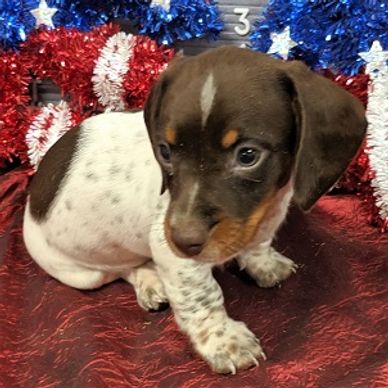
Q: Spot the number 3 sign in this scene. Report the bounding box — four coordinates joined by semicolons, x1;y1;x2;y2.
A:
234;7;251;38
175;0;269;55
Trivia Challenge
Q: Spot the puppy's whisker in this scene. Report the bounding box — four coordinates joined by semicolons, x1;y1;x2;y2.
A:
245;177;264;184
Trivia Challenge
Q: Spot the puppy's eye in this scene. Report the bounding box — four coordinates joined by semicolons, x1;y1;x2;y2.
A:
236;147;261;167
158;143;172;163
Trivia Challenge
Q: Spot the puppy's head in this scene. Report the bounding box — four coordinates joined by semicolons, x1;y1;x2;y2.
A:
144;47;366;263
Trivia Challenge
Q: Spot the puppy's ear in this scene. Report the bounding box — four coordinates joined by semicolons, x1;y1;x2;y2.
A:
144;74;167;138
144;77;168;195
160;173;167;195
144;55;186;195
144;55;186;135
282;60;367;211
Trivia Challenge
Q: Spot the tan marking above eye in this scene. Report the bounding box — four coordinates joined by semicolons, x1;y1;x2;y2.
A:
165;127;176;144
221;129;239;149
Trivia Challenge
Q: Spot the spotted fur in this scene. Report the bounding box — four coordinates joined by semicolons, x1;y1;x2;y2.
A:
23;46;366;375
23;110;290;373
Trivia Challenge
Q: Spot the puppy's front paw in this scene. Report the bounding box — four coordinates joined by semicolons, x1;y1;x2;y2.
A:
194;319;265;374
239;248;297;288
136;279;169;311
125;262;169;312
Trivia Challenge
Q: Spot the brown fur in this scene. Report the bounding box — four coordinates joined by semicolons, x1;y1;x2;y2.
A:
29;125;81;221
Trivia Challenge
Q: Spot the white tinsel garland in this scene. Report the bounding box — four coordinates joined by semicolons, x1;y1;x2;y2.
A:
365;67;388;221
150;0;171;11
92;32;134;112
26;101;72;170
360;41;388;223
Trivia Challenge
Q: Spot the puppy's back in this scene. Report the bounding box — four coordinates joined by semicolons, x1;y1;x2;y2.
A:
29;111;147;221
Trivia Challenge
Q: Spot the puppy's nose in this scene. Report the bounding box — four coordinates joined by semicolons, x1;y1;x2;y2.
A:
171;226;207;257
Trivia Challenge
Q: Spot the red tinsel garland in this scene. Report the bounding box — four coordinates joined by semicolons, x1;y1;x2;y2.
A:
21;24;121;113
21;25;175;113
0;53;32;167
123;36;175;108
0;25;385;232
0;24;174;170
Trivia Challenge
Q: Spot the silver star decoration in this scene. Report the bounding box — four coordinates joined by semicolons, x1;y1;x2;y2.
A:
268;26;297;60
30;0;58;29
150;0;171;11
359;41;388;74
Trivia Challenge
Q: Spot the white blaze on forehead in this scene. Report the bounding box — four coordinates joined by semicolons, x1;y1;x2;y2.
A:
185;181;200;216
170;181;200;226
200;73;216;128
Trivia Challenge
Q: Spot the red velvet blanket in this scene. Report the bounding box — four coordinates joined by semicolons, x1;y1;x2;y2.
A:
1;169;387;387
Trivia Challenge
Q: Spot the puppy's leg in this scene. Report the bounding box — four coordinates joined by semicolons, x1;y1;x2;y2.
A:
151;253;265;374
124;261;169;311
237;241;297;288
23;216;119;289
44;266;118;290
237;183;297;288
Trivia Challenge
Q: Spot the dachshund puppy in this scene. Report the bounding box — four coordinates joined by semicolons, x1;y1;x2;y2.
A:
23;47;366;374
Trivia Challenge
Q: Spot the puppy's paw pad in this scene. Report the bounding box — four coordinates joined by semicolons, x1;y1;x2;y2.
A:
195;320;265;374
136;282;169;312
245;251;297;288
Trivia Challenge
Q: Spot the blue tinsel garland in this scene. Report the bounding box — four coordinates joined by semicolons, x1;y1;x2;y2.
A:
0;0;223;50
135;0;224;45
250;0;388;75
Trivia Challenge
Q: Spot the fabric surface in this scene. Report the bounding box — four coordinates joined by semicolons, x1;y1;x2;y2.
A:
0;168;387;387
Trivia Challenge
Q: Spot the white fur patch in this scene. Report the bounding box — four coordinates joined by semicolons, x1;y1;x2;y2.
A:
186;181;200;215
200;73;216;128
169;180;200;227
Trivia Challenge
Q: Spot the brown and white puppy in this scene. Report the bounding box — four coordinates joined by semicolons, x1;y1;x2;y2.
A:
23;47;366;374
